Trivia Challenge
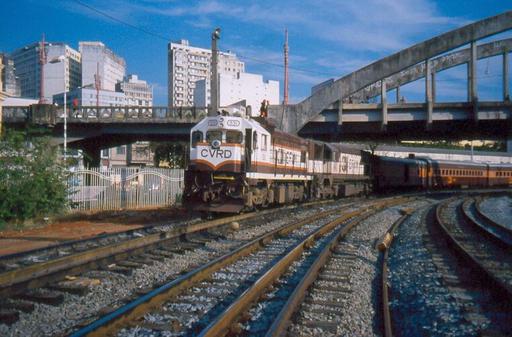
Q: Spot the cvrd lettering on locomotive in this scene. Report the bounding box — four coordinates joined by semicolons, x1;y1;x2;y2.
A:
200;148;233;158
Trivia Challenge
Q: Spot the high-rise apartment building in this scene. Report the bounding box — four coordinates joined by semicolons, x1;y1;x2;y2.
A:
79;41;125;91
116;74;153;106
10;42;81;101
194;72;279;116
168;39;245;107
0;53;20;97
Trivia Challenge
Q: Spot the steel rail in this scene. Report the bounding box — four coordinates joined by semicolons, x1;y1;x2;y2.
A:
263;204;411;337
0;199;338;297
380;212;411;337
435;199;512;297
198;197;409;337
473;197;512;246
70;200;364;337
0;198;340;262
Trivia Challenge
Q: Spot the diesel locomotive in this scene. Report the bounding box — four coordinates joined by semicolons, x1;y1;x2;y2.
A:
183;113;369;213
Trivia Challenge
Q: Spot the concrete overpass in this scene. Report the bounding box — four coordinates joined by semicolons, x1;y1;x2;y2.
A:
3;105;204;165
269;11;512;149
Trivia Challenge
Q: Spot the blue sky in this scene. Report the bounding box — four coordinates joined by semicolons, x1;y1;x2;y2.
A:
1;0;510;105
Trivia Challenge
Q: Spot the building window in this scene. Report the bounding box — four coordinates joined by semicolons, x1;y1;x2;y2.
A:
116;146;126;155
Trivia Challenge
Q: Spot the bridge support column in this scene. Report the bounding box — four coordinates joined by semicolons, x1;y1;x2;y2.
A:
83;145;101;168
425;59;433;129
381;79;387;130
469;41;479;122
395;85;400;103
337;99;343;125
504;49;510;101
431;71;436;102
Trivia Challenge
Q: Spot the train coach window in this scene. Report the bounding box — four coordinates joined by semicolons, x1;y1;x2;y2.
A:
206;130;222;143
300;151;306;163
191;131;203;147
226;130;243;144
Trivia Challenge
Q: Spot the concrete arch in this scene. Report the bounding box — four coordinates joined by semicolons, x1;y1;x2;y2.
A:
351;38;512;102
281;11;512;133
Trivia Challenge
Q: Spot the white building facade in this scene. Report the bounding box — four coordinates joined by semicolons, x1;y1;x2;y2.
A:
194;72;279;116
53;87;126;107
10;42;81;102
168;39;245;107
79;41;125;91
116;74;153;106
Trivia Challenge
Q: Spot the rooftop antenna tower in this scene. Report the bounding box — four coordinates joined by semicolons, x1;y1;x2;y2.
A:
38;33;47;103
94;62;101;108
283;28;289;105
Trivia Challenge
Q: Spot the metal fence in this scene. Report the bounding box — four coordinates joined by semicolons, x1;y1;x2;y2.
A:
67;167;184;212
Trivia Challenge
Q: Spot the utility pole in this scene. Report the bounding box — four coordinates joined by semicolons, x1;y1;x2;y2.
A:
283;29;289;105
38;34;47;104
209;28;221;117
94;62;101;108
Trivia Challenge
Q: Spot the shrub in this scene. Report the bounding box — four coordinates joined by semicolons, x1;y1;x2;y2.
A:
0;131;68;226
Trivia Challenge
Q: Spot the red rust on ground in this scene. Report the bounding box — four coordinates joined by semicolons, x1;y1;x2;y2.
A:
0;207;186;257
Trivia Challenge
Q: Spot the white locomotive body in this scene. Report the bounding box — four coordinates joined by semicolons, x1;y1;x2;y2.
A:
184;114;368;213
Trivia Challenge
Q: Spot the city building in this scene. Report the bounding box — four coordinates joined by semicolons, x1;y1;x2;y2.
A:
79;41;125;92
194;72;279;116
10;42;81;101
0;53;20;96
116;74;153;106
53;86;126;107
168;39;245;107
100;142;154;168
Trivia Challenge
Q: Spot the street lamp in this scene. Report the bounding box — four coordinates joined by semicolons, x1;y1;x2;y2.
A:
49;55;67;161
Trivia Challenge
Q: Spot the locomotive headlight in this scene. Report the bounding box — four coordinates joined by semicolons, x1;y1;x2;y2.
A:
212;139;221;149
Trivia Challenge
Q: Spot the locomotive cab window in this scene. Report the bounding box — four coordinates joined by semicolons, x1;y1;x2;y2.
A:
206;130;222;143
226;130;243;144
261;134;268;150
191;131;203;148
253;131;258;150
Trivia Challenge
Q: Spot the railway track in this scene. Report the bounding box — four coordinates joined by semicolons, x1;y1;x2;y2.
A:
0;198;356;335
436;197;512;296
430;196;512;336
467;196;512;246
68;196;409;337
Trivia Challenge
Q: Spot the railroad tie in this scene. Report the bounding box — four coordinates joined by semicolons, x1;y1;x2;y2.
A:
14;289;64;306
46;283;90;296
1;299;35;313
102;264;133;276
151;249;177;258
117;260;146;269
0;308;19;325
299;319;339;333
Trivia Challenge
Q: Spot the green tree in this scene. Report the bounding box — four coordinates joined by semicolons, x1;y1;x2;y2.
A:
0;131;68;227
150;142;188;168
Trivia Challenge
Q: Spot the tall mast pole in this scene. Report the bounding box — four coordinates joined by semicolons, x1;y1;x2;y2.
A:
283;29;289;105
210;28;221;117
39;34;47;104
94;62;101;108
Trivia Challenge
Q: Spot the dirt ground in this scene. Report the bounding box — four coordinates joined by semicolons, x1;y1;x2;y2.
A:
0;207;187;256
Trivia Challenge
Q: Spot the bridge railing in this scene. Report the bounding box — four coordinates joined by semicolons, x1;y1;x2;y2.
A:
2;106;30;122
3;105;209;124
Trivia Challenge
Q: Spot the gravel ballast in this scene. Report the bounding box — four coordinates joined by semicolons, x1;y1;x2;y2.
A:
0;200;351;337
